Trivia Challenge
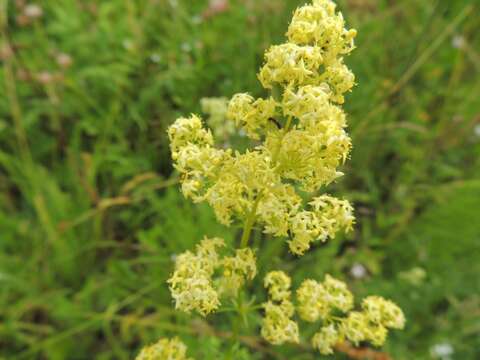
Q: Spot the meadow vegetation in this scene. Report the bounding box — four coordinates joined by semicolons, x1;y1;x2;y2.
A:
0;0;479;359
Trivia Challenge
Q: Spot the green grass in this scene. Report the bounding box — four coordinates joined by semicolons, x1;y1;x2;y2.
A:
1;0;479;359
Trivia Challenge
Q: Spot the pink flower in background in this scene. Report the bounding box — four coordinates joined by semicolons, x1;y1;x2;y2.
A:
203;0;229;19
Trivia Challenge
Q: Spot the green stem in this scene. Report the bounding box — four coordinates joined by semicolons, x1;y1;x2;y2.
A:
240;194;262;248
239;116;293;248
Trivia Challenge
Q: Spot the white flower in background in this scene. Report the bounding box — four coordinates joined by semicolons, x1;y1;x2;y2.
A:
24;4;43;19
150;54;161;63
350;263;367;279
451;35;465;49
474;124;480;138
430;343;454;359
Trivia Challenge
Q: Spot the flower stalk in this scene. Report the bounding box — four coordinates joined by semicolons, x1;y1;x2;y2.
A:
137;1;405;358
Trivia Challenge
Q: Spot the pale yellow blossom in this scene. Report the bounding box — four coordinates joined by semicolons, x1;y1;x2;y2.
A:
136;337;193;360
311;324;341;355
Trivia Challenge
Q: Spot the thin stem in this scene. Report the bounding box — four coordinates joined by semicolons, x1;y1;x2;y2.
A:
239;116;293;248
240;194;262;248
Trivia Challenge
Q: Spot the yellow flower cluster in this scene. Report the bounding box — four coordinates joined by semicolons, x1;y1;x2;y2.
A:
261;271;300;345
219;247;258;297
200;97;235;139
296;275;405;355
259;272;404;353
167;237;256;316
161;1;405;357
259;0;356;104
297;274;353;322
136;337;193;360
288;196;354;255
168;0;356;256
227;94;277;140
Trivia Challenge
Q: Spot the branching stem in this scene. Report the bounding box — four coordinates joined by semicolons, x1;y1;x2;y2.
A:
239;115;293;248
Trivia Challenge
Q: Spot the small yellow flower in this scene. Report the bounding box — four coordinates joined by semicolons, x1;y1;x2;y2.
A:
167;237;224;316
342;311;368;345
167;114;213;158
366;323;388;347
362;296;406;330
136;337;193;360
227;94;277;139
312;324;341;355
261;271;299;345
264;270;292;302
258;44;324;89
297;274;353;322
322;274;354;313
261;301;300;345
297;279;329;322
219;247;257;296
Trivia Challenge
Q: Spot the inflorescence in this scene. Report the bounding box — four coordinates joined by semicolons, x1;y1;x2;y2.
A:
136;0;405;357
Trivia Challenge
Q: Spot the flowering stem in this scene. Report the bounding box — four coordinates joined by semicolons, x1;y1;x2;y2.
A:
240;194;262;248
239;116;293;248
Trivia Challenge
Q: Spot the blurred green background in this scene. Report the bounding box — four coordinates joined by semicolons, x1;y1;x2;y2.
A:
0;0;479;359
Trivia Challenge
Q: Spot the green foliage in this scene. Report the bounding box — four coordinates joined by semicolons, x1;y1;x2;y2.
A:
0;0;479;359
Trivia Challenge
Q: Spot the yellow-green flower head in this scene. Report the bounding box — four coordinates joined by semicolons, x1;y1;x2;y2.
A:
341;310;392;347
136;337;193;360
167;237;225;316
257;184;302;236
366;323;388;347
281;84;331;121
323;274;354;312
258;44;323;89
201;97;235;139
227;94;277;140
196;237;225;267
288;210;322;255
286;1;357;64
341;311;368;344
311;324;340;355
168;0;357;256
168;237;258;315
319;59;355;104
310;196;355;237
202;150;279;226
264;270;292;302
261;300;300;345
362;296;406;330
287;197;354;255
296;279;329;322
219;247;257;296
267;126;351;193
296;274;353;322
167;114;214;158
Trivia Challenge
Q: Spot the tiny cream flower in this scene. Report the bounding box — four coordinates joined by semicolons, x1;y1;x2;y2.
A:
168;237;257;316
264;270;292;302
167;237;225;316
362;296;406;330
261;271;299;344
297;274;353;322
342;311;368;344
136;337;193;360
312;324;340;355
219;247;257;296
227;93;277;140
261;301;300;345
297;279;329;322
